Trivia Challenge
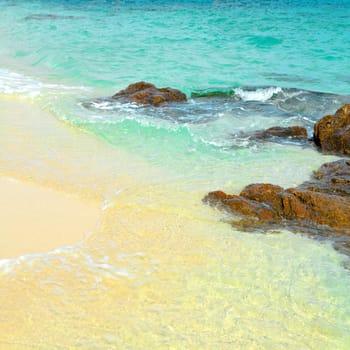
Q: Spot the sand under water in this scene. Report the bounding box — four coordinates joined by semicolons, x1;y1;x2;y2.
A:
1;96;350;349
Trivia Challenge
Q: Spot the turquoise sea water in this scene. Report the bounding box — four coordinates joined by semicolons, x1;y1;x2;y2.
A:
1;0;350;348
0;0;349;184
0;0;350;175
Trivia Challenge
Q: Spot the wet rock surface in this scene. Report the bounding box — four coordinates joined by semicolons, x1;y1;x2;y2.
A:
112;81;187;106
250;126;308;140
314;104;350;155
203;104;350;254
240;125;310;147
204;159;350;239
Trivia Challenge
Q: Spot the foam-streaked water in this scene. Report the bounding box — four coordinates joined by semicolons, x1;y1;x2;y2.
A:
1;0;350;348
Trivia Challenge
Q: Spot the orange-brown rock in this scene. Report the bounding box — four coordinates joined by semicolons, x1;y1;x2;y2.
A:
112;81;187;106
203;159;350;235
204;190;278;221
240;183;285;214
251;126;307;140
314;104;350;155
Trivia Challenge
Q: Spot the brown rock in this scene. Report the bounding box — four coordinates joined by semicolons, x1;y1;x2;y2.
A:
283;188;350;228
314;104;350;154
112;81;187;106
301;159;350;196
251;126;308;140
240;183;284;214
204;190;278;221
204;159;350;236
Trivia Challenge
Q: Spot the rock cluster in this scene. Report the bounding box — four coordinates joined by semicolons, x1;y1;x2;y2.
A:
112;81;187;106
237;104;350;153
98;84;350;241
105;85;350;243
204;103;350;240
204;159;350;236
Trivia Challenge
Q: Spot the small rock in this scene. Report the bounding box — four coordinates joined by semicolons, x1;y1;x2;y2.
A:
314;103;350;155
112;81;187;106
251;126;308;140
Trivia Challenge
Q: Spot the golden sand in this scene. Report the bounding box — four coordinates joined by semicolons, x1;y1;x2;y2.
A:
0;96;107;258
0;176;100;258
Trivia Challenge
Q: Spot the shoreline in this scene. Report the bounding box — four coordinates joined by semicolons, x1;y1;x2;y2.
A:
1;92;350;348
0;96;107;259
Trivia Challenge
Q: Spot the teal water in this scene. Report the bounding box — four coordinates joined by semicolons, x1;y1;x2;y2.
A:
0;0;349;174
1;0;350;92
1;1;350;348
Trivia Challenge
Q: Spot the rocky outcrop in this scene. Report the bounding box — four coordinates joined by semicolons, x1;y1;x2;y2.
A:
112;81;187;106
314;104;350;155
204;159;350;235
250;126;308;140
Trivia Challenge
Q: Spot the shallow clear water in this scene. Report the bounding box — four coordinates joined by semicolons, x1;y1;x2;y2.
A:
1;0;350;348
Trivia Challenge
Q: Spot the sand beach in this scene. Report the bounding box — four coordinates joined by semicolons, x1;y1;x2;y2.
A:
0;176;100;258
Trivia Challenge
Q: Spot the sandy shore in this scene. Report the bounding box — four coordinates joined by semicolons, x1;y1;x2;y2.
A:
0;176;100;258
0;96;108;258
0;95;170;259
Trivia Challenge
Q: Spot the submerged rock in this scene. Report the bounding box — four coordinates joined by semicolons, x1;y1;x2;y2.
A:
203;159;350;236
112;81;187;106
314;104;350;155
190;88;235;98
233;126;309;149
24;14;82;20
250;126;308;140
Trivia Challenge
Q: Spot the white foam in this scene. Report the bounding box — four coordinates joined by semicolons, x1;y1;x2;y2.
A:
0;258;16;275
0;245;81;275
234;86;282;102
0;68;89;97
0;244;137;281
89;100;116;110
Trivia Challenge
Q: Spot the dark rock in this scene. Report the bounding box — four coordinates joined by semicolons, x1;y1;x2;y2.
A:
251;126;308;140
112;81;187;106
203;159;350;236
24;14;82;20
314;104;350;155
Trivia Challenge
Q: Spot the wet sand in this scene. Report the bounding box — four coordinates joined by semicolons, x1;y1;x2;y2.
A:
0;96;107;258
0;176;100;258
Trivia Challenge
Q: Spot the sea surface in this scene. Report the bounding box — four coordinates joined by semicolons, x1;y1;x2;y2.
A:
1;0;350;348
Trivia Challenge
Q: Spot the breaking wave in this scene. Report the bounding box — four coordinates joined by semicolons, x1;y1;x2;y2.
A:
0;68;89;98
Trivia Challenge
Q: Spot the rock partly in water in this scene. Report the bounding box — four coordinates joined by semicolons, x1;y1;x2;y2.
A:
203;159;350;236
314;104;350;155
250;126;308;140
112;81;187;106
